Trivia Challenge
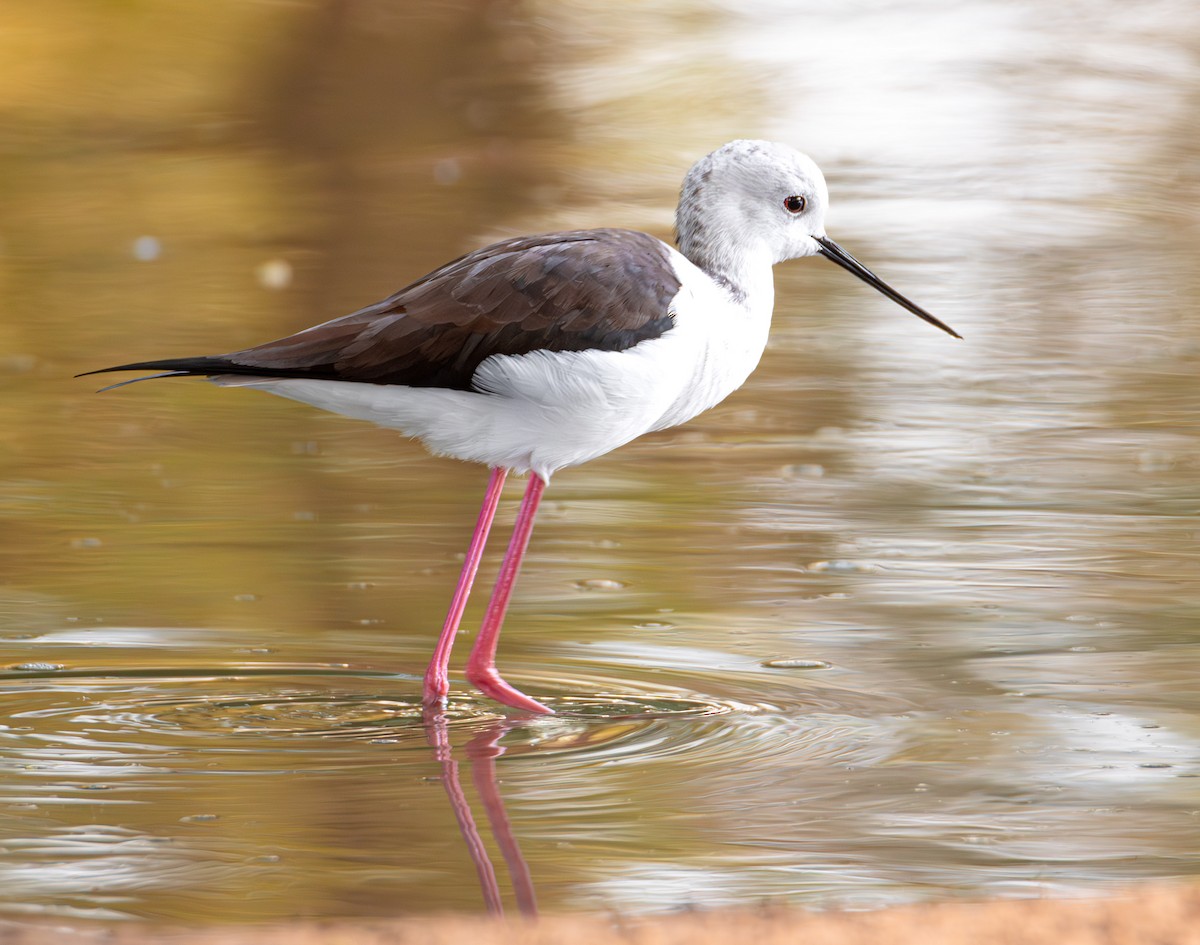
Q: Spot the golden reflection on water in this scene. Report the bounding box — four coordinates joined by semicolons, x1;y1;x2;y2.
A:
2;0;1200;924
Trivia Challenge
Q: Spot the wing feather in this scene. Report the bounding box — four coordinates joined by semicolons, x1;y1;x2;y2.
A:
82;229;681;392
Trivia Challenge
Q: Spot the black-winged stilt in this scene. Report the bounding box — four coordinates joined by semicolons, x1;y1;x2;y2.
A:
82;140;960;715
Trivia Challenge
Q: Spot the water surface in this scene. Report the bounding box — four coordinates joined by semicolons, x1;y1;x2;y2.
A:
2;0;1200;922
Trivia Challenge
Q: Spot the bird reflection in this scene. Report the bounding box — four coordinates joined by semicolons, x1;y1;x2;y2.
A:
424;712;537;916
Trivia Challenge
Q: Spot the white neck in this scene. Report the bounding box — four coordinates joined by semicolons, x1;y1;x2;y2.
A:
678;228;776;316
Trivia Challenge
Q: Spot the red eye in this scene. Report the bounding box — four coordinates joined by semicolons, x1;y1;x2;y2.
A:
783;195;806;214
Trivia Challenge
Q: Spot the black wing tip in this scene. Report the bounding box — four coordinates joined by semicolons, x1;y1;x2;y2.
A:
76;357;236;380
77;365;163;380
76;356;335;388
76;357;240;392
92;371;192;392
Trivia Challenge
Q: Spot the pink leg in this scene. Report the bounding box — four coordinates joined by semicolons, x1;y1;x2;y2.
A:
466;474;554;714
423;467;508;708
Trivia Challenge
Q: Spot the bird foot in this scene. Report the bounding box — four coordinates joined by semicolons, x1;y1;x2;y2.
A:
422;669;451;709
466;666;554;714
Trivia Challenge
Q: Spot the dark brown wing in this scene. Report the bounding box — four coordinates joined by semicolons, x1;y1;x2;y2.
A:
83;229;682;392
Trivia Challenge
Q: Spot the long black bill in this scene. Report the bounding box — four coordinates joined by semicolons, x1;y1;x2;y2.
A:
815;235;961;339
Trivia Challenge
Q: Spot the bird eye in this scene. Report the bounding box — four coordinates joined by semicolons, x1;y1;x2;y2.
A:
783;195;806;214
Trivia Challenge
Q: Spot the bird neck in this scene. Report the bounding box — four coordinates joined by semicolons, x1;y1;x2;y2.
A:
677;231;776;313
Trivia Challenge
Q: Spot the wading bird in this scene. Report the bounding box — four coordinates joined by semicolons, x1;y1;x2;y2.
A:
83;140;960;714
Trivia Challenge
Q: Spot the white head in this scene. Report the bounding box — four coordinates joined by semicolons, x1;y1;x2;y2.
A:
675;140;960;338
675;140;830;270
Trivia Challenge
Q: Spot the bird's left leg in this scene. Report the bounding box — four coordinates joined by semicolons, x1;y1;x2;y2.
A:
465;474;554;714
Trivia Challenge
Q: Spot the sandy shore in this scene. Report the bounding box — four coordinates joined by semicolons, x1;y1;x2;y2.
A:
3;883;1199;945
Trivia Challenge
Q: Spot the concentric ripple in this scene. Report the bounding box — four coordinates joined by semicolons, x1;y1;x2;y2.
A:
0;662;757;760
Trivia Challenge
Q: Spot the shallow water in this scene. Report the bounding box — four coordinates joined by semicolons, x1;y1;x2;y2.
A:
3;0;1200;923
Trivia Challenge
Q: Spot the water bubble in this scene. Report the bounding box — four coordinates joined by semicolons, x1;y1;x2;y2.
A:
781;463;824;479
575;578;626;591
807;560;874;573
761;658;833;670
256;258;293;290
433;158;462;185
132;235;161;261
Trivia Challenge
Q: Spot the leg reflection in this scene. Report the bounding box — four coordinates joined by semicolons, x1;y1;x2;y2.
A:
467;724;538;917
425;712;503;914
424;711;537;916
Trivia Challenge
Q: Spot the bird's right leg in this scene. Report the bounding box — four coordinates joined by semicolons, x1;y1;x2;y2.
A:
423;466;508;708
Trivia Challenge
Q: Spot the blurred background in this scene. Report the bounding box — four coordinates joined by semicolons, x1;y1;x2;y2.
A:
2;0;1200;924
